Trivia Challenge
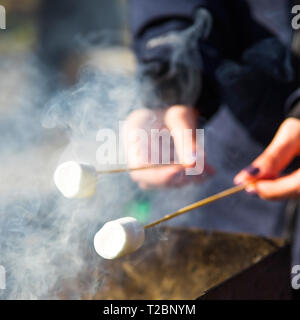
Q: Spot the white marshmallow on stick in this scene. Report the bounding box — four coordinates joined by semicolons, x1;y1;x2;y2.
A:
94;217;145;260
54;161;181;199
54;161;98;199
93;185;248;260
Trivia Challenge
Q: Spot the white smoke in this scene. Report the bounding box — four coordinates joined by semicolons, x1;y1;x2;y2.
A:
0;52;147;299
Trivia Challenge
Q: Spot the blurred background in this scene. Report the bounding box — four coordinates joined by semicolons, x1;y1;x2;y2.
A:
0;0;137;194
0;0;134;83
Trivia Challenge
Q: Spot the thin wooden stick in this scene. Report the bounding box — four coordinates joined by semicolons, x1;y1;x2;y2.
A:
96;163;182;175
144;184;247;229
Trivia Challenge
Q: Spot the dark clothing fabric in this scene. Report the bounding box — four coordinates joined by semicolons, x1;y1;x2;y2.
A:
129;0;300;145
289;104;300;118
286;89;300;118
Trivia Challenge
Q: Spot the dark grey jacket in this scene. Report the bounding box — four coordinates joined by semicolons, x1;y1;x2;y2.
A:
130;0;300;145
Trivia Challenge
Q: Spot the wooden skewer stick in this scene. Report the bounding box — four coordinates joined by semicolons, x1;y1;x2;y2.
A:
144;184;248;230
96;163;183;175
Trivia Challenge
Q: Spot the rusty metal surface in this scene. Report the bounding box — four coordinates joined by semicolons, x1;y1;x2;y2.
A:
86;226;286;300
199;244;291;300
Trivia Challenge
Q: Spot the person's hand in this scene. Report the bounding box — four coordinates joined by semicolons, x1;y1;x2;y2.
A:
234;118;300;200
123;105;214;189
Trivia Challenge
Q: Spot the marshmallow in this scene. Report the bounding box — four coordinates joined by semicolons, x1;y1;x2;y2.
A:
54;161;97;199
94;217;145;260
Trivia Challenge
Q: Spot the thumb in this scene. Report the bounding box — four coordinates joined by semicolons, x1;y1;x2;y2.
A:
164;105;198;167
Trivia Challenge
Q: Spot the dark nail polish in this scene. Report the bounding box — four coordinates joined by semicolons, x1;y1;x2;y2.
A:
244;166;260;176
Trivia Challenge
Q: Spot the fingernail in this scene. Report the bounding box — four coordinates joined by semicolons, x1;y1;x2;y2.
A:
244;166;260;176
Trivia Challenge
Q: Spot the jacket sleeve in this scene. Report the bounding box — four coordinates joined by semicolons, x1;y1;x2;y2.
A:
129;0;236;112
